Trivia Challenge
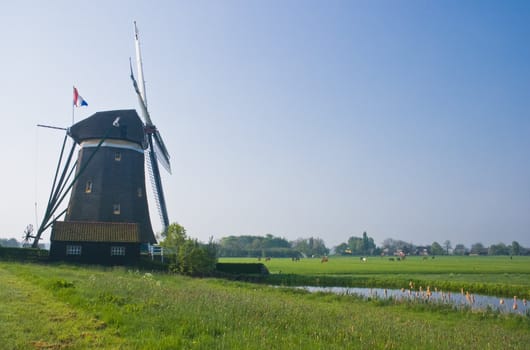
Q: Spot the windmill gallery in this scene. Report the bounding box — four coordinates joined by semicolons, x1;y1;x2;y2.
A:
28;23;171;265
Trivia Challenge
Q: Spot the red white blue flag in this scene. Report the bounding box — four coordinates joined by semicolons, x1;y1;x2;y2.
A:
73;86;88;107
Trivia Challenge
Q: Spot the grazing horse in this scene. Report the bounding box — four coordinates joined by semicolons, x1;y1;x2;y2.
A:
360;257;367;262
265;257;271;262
321;256;328;263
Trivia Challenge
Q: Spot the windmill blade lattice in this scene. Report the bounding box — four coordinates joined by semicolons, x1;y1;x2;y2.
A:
152;129;171;173
146;133;170;230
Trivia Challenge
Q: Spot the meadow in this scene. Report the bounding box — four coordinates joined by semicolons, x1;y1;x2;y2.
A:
222;255;530;298
0;259;529;349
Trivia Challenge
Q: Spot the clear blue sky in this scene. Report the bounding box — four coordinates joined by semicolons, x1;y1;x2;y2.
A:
1;0;529;249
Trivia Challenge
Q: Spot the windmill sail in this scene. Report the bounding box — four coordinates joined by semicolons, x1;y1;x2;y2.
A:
129;60;171;173
131;21;171;232
146;140;170;229
130;59;152;126
152;130;171;173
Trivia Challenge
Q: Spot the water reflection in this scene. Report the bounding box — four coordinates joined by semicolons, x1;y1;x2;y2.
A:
297;286;528;315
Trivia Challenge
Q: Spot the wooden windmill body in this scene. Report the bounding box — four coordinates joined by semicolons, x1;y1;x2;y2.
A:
44;23;171;264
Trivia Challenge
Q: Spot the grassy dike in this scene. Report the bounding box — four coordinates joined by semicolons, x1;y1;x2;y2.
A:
1;261;529;349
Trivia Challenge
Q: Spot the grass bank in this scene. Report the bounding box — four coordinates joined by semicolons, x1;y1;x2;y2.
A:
1;261;529;349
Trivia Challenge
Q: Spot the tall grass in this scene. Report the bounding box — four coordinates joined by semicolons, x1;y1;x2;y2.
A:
1;261;529;349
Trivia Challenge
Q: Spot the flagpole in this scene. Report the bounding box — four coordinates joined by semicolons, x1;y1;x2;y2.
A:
72;86;88;123
72;86;75;125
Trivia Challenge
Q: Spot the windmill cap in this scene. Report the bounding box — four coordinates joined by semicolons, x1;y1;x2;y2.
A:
68;109;147;148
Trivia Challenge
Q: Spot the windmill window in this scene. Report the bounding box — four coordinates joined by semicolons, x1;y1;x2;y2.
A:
111;246;126;256
113;204;121;215
66;245;82;255
114;152;122;161
85;181;93;193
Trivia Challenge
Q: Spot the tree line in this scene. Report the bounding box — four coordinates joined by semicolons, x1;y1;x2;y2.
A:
217;234;329;258
214;232;529;258
335;236;528;257
0;238;20;248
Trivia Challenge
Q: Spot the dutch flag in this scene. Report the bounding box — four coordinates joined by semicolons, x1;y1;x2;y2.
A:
73;86;88;107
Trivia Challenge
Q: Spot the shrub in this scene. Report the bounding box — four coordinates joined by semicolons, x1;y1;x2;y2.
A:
216;263;269;275
161;223;218;276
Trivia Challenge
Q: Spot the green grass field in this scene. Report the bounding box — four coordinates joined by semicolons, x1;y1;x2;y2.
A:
1;259;529;349
221;255;530;298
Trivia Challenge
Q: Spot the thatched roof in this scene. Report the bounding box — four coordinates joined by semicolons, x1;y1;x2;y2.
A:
51;221;141;243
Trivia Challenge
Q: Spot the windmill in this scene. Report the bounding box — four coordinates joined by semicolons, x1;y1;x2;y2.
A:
30;23;171;259
22;224;34;247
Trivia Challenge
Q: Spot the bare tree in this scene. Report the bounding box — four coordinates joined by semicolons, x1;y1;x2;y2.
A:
443;240;452;255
